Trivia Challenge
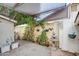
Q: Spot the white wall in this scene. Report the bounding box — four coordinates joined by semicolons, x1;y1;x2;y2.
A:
59;12;79;53
0;18;14;47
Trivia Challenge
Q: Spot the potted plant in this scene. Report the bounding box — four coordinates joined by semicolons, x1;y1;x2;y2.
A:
68;32;76;39
37;30;50;46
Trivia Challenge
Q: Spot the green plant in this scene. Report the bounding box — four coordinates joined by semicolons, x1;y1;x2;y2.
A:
0;5;33;25
0;5;4;14
10;11;33;25
23;27;34;41
37;30;48;45
8;9;16;19
23;18;45;42
36;20;45;28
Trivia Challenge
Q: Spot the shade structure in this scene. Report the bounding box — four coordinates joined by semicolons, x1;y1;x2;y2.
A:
0;3;66;15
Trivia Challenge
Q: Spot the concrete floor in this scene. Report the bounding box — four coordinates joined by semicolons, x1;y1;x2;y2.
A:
0;40;76;56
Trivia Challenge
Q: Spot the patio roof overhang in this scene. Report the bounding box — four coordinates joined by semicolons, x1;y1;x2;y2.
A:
0;3;66;16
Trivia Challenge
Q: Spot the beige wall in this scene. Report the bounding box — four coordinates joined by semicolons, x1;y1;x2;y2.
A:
34;22;59;41
0;18;14;47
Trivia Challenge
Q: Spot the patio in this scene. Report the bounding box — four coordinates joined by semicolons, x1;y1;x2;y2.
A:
0;3;79;56
0;40;75;56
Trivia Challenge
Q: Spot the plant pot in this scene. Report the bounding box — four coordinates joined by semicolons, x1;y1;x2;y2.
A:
68;34;76;39
0;44;10;53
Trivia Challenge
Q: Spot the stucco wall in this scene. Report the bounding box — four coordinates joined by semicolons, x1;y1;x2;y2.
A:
59;12;79;53
0;18;14;47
